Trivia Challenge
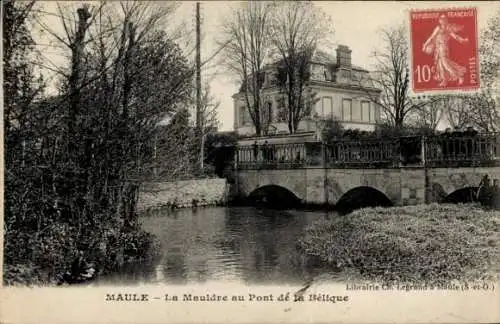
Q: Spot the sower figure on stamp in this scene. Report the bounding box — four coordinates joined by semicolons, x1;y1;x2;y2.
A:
422;14;469;87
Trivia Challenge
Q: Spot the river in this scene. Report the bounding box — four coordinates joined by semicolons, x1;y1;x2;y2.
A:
99;207;338;285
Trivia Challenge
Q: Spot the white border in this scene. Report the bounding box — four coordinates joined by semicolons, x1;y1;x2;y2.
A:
407;6;482;98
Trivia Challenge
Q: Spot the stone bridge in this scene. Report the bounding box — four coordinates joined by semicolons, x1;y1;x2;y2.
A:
235;166;500;206
233;133;500;207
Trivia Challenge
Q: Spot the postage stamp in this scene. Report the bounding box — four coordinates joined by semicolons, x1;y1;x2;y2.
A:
408;7;480;95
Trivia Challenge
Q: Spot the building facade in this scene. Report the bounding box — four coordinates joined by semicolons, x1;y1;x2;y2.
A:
233;45;382;143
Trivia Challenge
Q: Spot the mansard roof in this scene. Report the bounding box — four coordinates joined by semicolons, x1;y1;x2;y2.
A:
310;49;368;72
262;48;368;72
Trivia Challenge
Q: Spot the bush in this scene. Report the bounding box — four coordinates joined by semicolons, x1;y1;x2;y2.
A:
3;219;160;286
298;204;500;285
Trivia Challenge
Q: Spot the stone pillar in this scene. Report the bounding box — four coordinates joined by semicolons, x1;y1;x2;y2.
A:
400;168;426;206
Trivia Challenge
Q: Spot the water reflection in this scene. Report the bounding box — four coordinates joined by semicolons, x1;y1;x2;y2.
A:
99;207;335;285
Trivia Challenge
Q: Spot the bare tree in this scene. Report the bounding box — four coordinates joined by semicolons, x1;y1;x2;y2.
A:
442;96;471;130
410;97;445;130
200;83;221;133
443;10;500;132
463;9;500;131
268;1;332;133
361;25;439;128
463;94;498;131
220;1;271;136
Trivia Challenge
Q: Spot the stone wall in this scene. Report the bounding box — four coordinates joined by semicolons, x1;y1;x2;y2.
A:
138;178;228;211
236;166;500;206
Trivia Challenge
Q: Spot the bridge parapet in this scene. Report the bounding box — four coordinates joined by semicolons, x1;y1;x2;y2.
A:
235;132;500;170
425;132;500;168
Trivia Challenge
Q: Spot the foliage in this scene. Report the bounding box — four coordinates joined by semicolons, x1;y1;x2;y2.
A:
320;120;435;144
4;2;192;285
319;118;344;143
298;204;500;285
3;0;45;137
479;10;500;90
204;132;238;178
374;122;435;138
150;109;200;180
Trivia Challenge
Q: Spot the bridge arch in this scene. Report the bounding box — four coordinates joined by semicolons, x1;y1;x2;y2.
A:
442;186;479;204
248;185;302;208
335;186;393;214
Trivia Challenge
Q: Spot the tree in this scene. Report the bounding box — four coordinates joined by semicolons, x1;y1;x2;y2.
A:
3;0;45;137
361;25;438;128
320;118;344;143
199;83;221;133
411;96;445;130
3;0;49;262
221;1;272;136
153;108;198;179
4;2;195;285
480;9;500;89
462;9;500;131
179;81;221;171
268;1;332;133
442;10;500;132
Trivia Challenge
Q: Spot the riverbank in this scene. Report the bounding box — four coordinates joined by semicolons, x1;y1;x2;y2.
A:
298;203;500;285
138;178;228;212
3;223;161;286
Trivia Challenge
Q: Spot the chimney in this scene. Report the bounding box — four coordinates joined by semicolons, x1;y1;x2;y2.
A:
336;45;352;67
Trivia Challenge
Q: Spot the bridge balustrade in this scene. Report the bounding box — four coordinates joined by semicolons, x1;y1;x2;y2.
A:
236;143;307;169
324;139;400;168
235;132;500;170
424;132;500;167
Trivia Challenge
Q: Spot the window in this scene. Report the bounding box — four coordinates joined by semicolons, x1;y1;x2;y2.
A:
333;101;341;119
277;97;287;122
361;101;370;122
324;66;332;81
266;101;273;123
322;97;332;117
240;106;249;125
371;105;378;122
351;101;361;121
342;99;352;121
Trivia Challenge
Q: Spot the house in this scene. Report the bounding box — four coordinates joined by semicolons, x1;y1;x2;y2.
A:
233;45;382;146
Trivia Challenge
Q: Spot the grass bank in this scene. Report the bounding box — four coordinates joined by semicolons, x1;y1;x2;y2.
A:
298;203;500;285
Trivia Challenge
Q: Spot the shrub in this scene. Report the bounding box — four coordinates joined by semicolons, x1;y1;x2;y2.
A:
298;204;500;285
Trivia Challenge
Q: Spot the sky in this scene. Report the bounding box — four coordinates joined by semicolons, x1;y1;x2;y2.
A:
35;1;500;131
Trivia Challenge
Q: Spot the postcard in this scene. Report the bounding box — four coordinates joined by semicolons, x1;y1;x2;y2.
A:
2;1;499;323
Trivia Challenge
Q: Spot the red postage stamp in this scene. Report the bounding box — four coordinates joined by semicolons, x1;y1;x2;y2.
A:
409;7;480;94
